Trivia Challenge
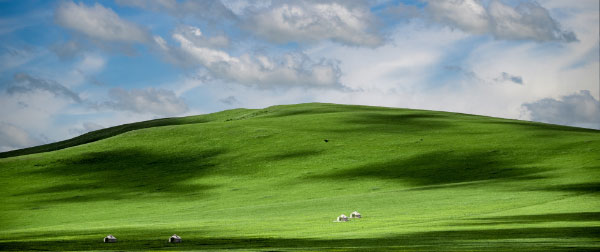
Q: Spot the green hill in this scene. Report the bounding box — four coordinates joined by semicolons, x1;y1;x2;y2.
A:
0;103;599;251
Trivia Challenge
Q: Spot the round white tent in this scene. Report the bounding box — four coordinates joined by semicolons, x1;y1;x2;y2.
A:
350;211;361;218
336;214;348;222
103;234;117;243
169;234;182;243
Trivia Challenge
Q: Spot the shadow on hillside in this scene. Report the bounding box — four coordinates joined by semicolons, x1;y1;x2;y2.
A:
262;104;394;119
328;112;454;134
459;212;600;226
538;182;600;194
16;148;224;203
1;226;598;251
313;150;546;187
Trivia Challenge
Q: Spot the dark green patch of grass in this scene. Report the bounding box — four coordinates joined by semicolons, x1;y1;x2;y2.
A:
1;226;599;251
315;150;546;186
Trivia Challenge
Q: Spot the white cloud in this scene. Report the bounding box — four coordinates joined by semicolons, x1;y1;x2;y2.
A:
51;40;86;60
77;53;106;73
538;0;599;10
98;88;188;116
116;0;237;22
427;0;490;34
55;1;150;43
219;95;239;105
308;21;468;92
51;53;108;88
0;122;41;152
488;0;576;42
68;122;104;136
83;122;104;132
0;86;73;146
303;9;598;126
465;42;598;107
522;90;600;129
115;0;177;11
156;26;341;88
246;1;383;47
221;0;273;16
0;46;38;72
7;73;81;103
174;25;230;49
425;0;577;42
494;72;523;84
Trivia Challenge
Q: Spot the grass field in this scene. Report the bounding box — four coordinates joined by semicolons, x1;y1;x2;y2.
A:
0;103;599;251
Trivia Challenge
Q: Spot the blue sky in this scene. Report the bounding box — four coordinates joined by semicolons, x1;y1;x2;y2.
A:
0;0;598;151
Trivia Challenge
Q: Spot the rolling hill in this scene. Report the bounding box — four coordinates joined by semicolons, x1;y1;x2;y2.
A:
0;103;599;251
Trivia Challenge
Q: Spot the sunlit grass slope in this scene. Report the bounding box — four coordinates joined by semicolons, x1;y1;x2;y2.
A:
1;103;599;251
0;108;254;159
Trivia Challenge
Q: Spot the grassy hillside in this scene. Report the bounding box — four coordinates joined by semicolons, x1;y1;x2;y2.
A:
0;103;599;251
0;108;255;159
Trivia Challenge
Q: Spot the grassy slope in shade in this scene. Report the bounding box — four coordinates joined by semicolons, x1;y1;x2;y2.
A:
0;103;599;251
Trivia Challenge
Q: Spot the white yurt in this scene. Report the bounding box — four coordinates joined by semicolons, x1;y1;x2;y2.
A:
169;234;182;243
336;214;348;222
103;234;117;243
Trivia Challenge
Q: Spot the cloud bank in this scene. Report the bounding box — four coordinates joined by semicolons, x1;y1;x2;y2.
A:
0;122;41;152
68;122;104;135
116;0;237;23
155;25;341;88
425;0;577;42
7;73;81;103
55;1;150;43
246;1;383;47
99;88;188;116
495;72;523;84
522;90;600;129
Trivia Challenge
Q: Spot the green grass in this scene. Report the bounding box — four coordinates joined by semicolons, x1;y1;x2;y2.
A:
0;103;599;251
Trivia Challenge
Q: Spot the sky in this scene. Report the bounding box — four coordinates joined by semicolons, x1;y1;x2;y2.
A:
0;0;598;151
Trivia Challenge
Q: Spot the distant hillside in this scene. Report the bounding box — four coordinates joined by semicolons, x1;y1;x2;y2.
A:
0;108;255;159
